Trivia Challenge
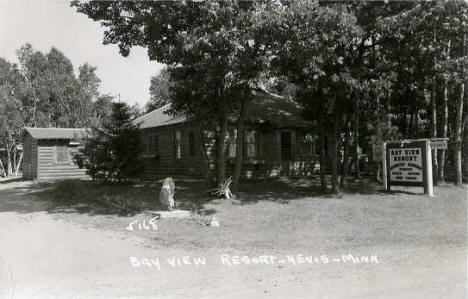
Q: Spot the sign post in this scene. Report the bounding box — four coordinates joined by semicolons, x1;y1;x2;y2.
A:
385;139;433;196
424;140;433;196
382;142;388;191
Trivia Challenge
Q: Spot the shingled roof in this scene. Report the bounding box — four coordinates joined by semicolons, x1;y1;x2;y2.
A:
245;90;311;128
24;127;89;140
134;104;186;129
134;89;312;129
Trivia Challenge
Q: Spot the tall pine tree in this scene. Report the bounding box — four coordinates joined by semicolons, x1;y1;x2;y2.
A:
75;102;141;182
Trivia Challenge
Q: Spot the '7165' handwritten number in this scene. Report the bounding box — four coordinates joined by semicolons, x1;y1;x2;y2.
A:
126;218;158;231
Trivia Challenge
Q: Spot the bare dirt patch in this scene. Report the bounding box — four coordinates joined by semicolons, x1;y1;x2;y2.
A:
0;178;466;298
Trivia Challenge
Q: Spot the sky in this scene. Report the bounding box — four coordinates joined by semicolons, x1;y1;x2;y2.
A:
0;0;164;106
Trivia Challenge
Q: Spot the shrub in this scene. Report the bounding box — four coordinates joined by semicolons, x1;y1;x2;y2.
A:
75;102;142;182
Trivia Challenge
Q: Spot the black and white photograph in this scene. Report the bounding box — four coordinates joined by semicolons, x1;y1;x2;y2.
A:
0;0;467;298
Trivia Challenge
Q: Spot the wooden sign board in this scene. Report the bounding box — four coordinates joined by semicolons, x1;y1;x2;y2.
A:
384;140;433;196
430;138;448;150
388;146;423;185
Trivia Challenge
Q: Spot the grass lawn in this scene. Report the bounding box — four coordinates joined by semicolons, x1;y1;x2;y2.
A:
2;176;466;297
32;177;466;254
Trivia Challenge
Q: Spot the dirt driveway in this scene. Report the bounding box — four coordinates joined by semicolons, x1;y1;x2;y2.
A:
0;181;466;298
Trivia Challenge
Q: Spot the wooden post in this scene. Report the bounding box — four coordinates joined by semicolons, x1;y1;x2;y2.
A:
424;140;434;197
382;142;388;191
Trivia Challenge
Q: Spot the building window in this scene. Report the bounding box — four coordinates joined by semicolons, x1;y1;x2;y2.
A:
188;131;195;156
147;134;159;155
245;130;259;158
174;130;182;159
228;129;237;158
55;146;69;163
281;131;292;160
148;135;154;153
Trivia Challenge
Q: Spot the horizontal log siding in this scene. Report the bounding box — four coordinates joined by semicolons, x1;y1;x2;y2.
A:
37;140;88;180
139;124;316;180
139;123;203;179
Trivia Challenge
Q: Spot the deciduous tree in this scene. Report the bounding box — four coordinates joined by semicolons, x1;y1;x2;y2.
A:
0;58;24;176
147;67;172;113
73;1;272;189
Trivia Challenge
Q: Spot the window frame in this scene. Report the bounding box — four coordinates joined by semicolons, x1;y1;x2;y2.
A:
228;129;237;158
174;130;182;159
54;145;70;164
245;129;259;159
281;130;292;161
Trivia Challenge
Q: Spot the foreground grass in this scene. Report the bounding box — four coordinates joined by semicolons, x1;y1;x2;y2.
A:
37;179;211;215
29;177;467;256
36;176;325;215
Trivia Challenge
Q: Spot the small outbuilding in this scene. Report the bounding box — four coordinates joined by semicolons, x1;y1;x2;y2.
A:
22;127;89;180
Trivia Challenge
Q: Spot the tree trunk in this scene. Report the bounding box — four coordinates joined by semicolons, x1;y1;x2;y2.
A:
464;81;468;180
439;39;451;183
439;81;449;183
318;114;327;192
13;146;17;175
409;108;415;138
331;112;339;194
464;115;468;181
454;33;466;186
454;83;464;186
413;106;419;138
341;120;351;188
15;151;23;177
430;29;439;185
233;99;248;193
401;108;406;138
463;30;468;182
354;101;360;179
216;110;228;185
387;91;391;128
197;128;214;187
0;159;5;177
6;146;12;177
430;82;439;185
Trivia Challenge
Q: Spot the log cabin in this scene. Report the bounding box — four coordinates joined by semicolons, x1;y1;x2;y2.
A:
22;127;89;180
134;89;320;179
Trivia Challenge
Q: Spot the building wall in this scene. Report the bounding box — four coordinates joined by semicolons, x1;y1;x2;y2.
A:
225;128;318;179
139;123;204;178
36;139;88;180
139;123;317;180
